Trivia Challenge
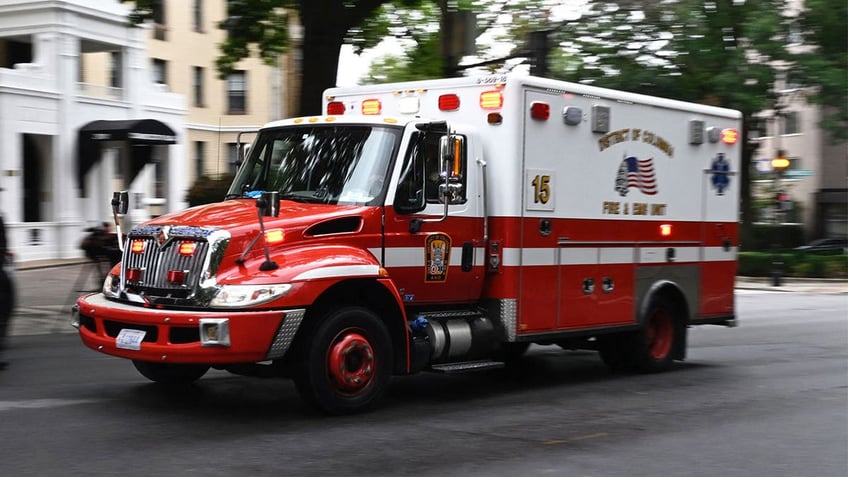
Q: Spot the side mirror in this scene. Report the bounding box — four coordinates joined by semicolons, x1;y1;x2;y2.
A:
111;191;129;215
439;135;454;164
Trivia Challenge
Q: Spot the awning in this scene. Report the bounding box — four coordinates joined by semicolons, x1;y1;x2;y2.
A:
77;119;178;195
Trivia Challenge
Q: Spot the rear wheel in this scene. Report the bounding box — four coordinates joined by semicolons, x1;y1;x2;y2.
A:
132;360;209;385
293;306;392;415
630;295;683;372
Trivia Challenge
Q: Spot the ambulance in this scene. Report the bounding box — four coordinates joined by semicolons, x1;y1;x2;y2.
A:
73;74;741;414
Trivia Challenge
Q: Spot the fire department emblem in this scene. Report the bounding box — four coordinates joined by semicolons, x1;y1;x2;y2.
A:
425;233;451;282
710;153;731;195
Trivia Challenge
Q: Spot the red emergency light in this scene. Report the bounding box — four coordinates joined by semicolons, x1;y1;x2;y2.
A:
438;94;460;111
326;101;345;115
530;101;550;120
660;224;673;237
126;267;143;282
167;270;186;285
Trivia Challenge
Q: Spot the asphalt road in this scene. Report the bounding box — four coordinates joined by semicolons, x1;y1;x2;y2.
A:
0;289;846;477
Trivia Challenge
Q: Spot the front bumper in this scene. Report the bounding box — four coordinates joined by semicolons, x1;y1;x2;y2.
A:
73;293;305;364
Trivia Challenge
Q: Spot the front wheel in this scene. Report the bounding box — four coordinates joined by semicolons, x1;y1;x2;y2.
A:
132;360;209;385
293;306;392;415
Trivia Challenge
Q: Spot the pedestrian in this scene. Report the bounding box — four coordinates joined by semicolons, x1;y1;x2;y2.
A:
0;213;13;370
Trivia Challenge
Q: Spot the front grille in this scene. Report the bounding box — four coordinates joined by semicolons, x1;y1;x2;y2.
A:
117;225;229;306
123;238;210;291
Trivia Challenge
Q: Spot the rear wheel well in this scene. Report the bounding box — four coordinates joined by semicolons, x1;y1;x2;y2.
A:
292;279;407;374
642;283;689;361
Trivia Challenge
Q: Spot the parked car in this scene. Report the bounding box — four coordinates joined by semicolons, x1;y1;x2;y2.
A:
793;238;848;254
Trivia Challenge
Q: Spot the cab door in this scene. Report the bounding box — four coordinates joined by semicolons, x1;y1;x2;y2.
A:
382;124;485;305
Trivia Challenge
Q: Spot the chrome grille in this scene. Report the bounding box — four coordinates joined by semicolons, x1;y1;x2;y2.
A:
119;225;229;304
123;238;210;291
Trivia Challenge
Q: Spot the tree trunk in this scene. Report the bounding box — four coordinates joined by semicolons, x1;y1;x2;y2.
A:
298;0;386;116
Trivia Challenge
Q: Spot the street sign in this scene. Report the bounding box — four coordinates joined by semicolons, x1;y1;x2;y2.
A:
785;170;815;179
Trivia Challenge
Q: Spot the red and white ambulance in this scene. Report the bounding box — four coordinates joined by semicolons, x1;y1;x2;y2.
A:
73;74;741;414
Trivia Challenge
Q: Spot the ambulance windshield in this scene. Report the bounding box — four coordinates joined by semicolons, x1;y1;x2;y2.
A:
226;124;401;205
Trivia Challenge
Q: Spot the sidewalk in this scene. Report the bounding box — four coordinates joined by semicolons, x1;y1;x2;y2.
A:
5;260;847;338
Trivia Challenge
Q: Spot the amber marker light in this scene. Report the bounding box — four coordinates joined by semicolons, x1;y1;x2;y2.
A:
130;240;145;254
479;90;503;109
361;99;382;115
178;241;197;256
721;128;739;145
265;229;285;244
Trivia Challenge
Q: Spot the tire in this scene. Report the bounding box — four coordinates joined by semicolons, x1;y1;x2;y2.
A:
132;360;209;385
293;306;392;415
597;333;630;371
630;295;683;373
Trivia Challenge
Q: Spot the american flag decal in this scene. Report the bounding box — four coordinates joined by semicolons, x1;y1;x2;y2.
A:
615;155;658;196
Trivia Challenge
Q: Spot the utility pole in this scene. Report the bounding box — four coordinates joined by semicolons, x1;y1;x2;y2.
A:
770;104;790;286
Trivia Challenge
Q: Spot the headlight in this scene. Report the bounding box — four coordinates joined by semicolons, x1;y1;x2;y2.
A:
209;284;292;308
102;273;120;298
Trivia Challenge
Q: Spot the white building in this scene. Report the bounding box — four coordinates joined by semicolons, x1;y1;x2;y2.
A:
0;0;186;262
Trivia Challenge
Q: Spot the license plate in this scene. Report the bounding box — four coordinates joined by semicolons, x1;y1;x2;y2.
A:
116;329;147;350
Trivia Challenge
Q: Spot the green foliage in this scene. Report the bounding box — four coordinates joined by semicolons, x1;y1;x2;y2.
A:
186;174;236;207
215;0;293;78
739;251;848;278
792;0;848;141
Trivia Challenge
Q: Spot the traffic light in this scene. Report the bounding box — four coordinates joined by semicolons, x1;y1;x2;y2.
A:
775;191;792;211
771;149;790;174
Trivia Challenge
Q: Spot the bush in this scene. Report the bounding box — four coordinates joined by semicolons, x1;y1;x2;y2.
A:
186;174;235;207
738;251;848;278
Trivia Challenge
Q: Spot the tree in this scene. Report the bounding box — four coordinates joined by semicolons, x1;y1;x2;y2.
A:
126;0;401;116
791;0;847;141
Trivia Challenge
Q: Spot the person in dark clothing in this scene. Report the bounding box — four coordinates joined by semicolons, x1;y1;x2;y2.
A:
0;214;13;370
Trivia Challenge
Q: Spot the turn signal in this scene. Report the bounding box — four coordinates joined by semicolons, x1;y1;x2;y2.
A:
265;229;285;244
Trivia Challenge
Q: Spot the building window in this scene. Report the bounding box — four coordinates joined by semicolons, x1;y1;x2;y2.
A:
153;149;166;199
193;0;203;32
109;51;122;88
227;143;241;174
194;141;205;179
152;58;167;85
152;0;167;41
193;66;204;107
783;111;800;135
227;71;246;114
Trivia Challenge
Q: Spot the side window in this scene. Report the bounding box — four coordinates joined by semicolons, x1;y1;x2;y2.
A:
394;132;467;214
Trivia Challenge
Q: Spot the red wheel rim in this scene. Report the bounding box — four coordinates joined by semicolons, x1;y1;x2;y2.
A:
647;309;673;360
327;330;375;394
